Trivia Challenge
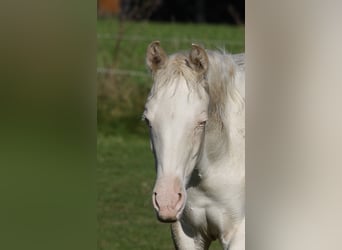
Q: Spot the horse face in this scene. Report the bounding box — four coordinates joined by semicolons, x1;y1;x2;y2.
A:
144;78;208;222
145;42;209;222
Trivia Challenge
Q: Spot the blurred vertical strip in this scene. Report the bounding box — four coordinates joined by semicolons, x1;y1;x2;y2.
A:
247;0;342;250
0;0;96;250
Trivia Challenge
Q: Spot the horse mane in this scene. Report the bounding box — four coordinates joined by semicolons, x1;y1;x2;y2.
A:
149;49;245;123
204;50;245;162
148;52;205;99
205;50;245;122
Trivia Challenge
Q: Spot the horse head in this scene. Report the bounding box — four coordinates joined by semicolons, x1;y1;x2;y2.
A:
144;41;210;222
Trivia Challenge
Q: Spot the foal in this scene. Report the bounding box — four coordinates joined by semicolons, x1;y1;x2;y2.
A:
144;41;245;250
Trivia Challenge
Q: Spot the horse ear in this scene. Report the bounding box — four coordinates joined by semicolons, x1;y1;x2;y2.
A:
189;44;209;74
146;41;168;72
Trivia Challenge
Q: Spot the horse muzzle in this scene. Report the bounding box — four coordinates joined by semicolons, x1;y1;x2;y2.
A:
152;176;186;223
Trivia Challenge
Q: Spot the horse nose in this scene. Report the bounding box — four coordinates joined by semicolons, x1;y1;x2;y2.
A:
152;191;185;223
153;192;183;211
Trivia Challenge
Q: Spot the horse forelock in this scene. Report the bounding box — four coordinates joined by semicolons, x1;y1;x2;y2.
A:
148;50;245;123
148;53;206;99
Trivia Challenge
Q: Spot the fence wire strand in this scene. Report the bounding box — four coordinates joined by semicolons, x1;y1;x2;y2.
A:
97;34;244;46
97;67;149;77
97;33;244;77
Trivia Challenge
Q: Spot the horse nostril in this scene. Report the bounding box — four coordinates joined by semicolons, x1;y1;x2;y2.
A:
175;192;183;211
153;192;160;211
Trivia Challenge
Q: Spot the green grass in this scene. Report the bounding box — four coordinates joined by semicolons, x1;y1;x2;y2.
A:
97;133;172;249
97;19;244;249
97;133;222;250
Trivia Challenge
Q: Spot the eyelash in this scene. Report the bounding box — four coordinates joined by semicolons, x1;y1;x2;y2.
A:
198;121;207;127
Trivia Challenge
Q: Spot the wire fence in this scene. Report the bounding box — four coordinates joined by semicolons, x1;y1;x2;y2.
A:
97;67;150;77
97;33;244;46
97;34;244;78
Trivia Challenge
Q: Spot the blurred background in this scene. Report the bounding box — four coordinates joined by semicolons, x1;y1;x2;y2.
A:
97;0;244;249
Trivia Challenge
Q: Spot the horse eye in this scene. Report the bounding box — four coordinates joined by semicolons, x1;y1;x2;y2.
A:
144;118;151;127
198;120;207;127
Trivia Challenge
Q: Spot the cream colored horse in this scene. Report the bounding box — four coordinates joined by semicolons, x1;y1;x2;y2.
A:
144;41;245;250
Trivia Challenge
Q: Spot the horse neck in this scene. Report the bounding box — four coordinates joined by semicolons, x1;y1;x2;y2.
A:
203;95;244;164
189;100;244;189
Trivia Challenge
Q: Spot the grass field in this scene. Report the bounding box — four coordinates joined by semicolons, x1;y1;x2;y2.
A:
97;19;244;249
97;133;224;249
97;133;172;249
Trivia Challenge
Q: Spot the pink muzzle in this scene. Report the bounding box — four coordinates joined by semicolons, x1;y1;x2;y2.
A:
152;176;186;222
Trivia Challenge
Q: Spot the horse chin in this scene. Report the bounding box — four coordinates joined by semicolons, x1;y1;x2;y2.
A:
156;208;183;223
156;215;178;223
